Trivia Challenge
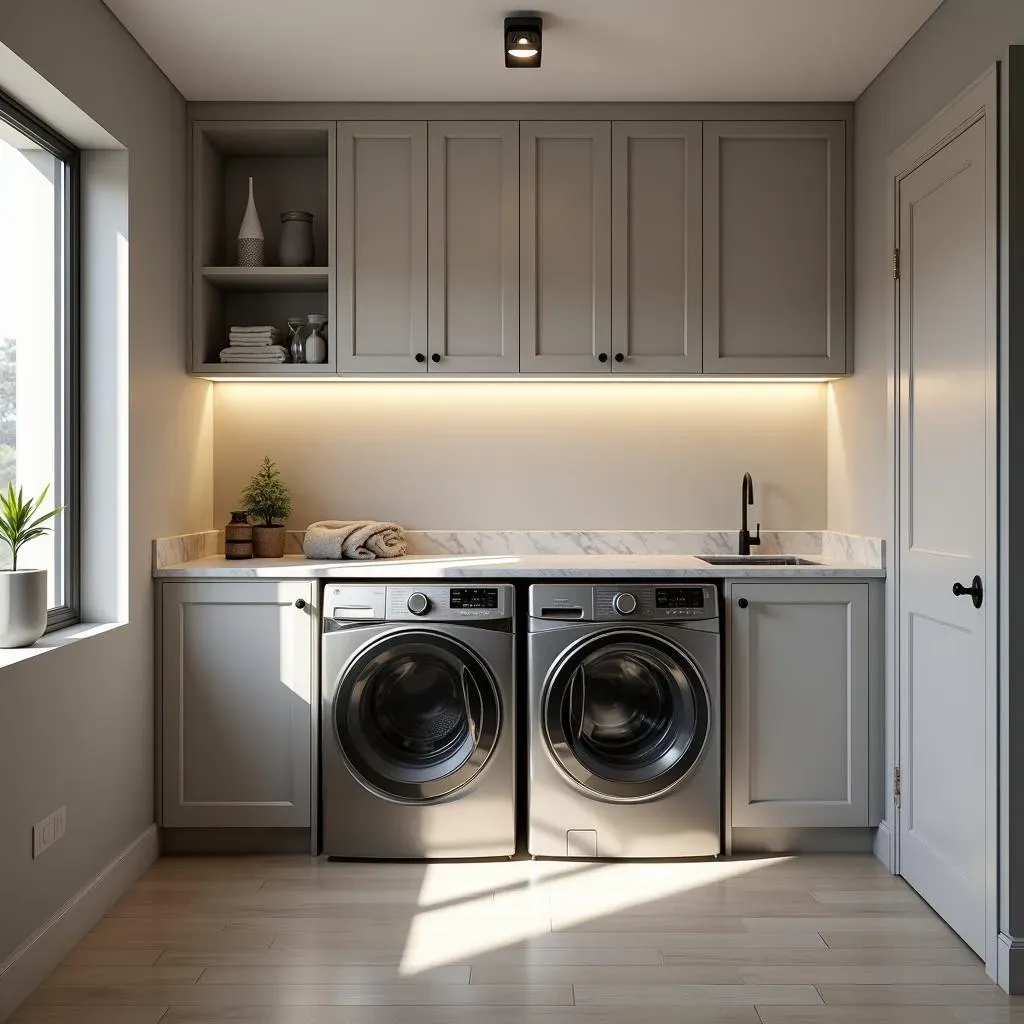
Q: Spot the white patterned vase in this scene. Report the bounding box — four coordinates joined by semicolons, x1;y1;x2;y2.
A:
237;176;265;267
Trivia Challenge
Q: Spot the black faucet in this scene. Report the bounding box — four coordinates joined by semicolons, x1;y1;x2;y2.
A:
739;472;761;556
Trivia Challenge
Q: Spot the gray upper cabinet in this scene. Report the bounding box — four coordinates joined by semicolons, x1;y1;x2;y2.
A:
337;122;428;372
428;122;519;374
160;580;315;829
612;122;702;374
703;122;847;375
729;581;871;829
520;122;611;373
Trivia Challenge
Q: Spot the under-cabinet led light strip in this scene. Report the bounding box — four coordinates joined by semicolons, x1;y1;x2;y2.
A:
201;375;840;384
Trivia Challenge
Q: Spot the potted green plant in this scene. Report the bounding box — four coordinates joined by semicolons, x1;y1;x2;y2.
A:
0;484;63;647
240;456;292;558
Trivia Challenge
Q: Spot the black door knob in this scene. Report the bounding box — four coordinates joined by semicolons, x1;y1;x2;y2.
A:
431;353;441;363
952;575;984;608
415;353;425;363
737;598;749;609
614;353;625;363
598;352;608;363
294;598;306;610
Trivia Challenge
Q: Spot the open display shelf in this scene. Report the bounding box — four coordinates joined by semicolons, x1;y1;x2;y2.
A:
192;121;336;374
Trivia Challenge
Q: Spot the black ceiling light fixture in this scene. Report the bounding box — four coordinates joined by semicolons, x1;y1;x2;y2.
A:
505;15;542;68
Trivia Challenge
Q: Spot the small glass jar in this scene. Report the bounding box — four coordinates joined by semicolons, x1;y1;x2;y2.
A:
287;318;306;364
224;510;253;560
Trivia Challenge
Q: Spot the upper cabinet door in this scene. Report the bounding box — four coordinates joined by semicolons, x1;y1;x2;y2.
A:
520;122;611;373
612;122;702;374
428;122;519;374
703;122;847;376
337;122;428;372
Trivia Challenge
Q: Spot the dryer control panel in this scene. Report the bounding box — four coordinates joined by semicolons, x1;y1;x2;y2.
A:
323;583;514;624
529;584;719;622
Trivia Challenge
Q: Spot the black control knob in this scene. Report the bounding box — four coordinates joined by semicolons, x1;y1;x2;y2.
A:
415;353;425;363
598;352;608;363
614;353;625;363
613;592;638;615
294;598;306;610
431;353;441;363
737;598;749;609
407;592;431;616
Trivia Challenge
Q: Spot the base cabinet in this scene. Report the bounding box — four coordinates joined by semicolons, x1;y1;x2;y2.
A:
159;580;316;828
728;580;871;829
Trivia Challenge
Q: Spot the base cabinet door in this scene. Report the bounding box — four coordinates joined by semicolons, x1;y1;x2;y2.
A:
729;581;869;828
703;122;847;375
160;580;315;828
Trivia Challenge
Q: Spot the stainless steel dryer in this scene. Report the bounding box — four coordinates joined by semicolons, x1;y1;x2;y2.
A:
322;583;515;858
528;583;721;859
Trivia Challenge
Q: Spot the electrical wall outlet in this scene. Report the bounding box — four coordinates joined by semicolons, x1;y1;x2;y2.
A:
33;806;66;858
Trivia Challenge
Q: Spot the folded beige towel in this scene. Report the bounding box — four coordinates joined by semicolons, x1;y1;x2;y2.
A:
220;345;290;363
229;325;281;335
304;520;408;560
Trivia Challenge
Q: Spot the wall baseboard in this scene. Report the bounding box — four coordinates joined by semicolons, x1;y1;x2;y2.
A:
873;819;894;871
0;823;158;1022
998;932;1024;994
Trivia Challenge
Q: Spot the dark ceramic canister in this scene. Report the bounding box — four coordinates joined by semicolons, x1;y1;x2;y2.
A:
279;210;314;267
224;510;253;560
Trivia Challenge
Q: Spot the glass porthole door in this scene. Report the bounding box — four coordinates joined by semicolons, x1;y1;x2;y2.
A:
542;630;711;801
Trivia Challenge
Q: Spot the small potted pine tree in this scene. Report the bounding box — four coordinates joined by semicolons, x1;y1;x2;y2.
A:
0;484;63;647
240;456;292;559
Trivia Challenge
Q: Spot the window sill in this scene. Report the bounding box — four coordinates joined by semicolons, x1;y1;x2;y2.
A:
0;620;125;670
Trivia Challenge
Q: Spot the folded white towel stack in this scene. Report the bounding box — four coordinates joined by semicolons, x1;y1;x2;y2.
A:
220;325;287;363
303;520;408;560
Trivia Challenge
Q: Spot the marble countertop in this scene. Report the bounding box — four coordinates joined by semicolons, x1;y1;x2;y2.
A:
153;553;885;579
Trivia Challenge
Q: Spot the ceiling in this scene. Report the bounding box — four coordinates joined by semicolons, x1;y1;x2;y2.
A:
101;0;944;103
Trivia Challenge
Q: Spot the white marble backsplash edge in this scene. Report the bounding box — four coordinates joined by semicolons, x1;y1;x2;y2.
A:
154;529;884;569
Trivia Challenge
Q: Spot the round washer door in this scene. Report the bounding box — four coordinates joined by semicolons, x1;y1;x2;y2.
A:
335;631;502;803
542;628;711;801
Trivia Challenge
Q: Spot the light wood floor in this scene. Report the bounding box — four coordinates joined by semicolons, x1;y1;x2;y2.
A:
12;854;1021;1023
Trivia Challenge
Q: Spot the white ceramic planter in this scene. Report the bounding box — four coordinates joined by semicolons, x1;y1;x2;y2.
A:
0;569;48;648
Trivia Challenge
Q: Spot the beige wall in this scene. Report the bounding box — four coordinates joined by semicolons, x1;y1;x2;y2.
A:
0;0;211;974
213;382;827;531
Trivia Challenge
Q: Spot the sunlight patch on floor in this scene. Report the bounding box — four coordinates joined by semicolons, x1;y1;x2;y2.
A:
400;857;790;974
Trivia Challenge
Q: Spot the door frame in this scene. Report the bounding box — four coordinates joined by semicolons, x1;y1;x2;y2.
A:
886;66;999;979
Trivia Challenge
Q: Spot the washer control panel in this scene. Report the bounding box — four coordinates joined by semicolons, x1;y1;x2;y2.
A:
530;583;719;622
323;583;514;625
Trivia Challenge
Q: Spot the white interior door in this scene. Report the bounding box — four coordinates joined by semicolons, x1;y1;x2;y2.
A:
897;112;995;957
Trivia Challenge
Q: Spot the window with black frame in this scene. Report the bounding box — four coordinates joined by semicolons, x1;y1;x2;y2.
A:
0;90;79;629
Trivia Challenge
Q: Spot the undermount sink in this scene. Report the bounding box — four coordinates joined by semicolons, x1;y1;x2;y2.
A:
696;555;821;566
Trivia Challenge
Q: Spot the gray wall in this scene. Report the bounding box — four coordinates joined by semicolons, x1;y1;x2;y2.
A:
828;0;1024;534
213;382;827;531
0;0;212;969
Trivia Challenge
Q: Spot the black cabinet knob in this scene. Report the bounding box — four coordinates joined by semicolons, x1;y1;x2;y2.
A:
431;353;441;363
415;353;425;363
294;598;306;610
737;598;749;609
598;352;608;363
614;353;625;363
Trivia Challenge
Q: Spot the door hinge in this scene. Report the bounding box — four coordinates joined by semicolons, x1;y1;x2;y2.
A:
893;766;902;808
892;248;901;280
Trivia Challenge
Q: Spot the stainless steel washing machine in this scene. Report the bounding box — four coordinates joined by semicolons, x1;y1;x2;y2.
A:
528;583;721;859
322;583;515;858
